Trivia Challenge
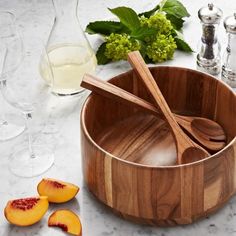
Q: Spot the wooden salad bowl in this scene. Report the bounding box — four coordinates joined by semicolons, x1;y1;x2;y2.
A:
80;66;236;226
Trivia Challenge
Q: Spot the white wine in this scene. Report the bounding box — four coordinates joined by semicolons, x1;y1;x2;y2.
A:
40;44;97;95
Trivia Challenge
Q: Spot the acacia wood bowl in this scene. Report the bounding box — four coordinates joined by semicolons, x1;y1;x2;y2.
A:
81;66;236;226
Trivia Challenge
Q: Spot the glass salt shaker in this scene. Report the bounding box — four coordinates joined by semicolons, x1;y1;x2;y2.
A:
222;13;236;88
197;3;223;75
40;0;97;96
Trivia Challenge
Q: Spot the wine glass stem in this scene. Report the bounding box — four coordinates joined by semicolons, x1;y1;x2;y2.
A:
25;113;35;159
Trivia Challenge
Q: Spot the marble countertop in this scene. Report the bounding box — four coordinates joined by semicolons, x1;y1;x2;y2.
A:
0;0;236;235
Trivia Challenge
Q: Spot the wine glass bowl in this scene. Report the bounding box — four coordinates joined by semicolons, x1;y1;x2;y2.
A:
2;39;50;113
2;37;55;177
0;11;24;79
0;11;25;141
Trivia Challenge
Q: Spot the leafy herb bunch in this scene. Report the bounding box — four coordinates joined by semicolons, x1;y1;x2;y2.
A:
86;0;193;65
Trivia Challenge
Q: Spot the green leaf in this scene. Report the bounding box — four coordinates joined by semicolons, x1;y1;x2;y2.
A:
137;41;147;57
136;41;153;63
159;0;167;9
86;21;129;35
171;29;177;37
172;29;182;37
96;42;111;65
175;37;193;52
109;7;140;31
166;14;184;30
138;5;160;18
144;56;154;64
130;27;157;40
162;0;190;19
173;29;184;39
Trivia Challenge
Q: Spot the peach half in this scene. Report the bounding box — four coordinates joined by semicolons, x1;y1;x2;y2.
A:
37;178;79;203
4;196;49;226
48;209;82;236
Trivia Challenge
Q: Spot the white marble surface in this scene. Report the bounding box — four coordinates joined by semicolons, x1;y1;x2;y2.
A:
0;0;236;235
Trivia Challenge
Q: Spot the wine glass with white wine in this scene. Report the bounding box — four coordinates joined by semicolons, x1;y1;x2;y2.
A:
1;36;55;177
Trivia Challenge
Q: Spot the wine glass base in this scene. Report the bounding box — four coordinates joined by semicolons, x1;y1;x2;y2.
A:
0;121;25;141
52;87;85;97
9;145;54;177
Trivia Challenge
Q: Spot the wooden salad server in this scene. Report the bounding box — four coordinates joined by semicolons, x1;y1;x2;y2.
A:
174;114;225;152
81;74;226;153
127;51;210;164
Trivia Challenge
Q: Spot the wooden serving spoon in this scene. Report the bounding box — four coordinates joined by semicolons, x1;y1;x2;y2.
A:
81;74;226;152
127;51;210;164
174;114;225;151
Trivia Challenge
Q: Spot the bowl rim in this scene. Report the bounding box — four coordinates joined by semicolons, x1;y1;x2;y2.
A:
81;65;236;169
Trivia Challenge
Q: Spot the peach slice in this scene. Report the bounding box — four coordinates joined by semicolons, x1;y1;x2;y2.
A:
37;178;79;203
48;209;82;236
4;196;49;226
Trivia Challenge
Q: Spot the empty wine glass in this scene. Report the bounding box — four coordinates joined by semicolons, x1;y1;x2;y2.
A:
1;36;54;177
0;11;25;141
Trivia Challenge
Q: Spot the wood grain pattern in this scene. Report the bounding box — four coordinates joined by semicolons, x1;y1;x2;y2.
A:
81;73;226;152
80;66;236;226
96;114;176;166
127;51;209;164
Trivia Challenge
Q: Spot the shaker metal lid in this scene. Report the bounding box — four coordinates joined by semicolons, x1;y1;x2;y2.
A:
224;13;236;34
198;3;223;24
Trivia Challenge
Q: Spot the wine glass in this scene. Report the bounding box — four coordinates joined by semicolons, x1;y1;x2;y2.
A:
0;11;25;141
1;36;55;177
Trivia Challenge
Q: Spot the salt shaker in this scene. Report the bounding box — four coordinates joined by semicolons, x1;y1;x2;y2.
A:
197;3;223;75
222;13;236;88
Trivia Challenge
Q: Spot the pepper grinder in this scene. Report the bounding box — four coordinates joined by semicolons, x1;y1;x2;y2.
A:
197;3;223;75
222;13;236;88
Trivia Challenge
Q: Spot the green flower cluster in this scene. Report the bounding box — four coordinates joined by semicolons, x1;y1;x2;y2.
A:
146;34;177;62
140;12;173;35
104;12;177;63
86;1;192;64
105;33;141;61
140;12;177;63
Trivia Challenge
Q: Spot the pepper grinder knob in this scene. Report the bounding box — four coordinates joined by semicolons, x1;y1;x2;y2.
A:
222;13;236;88
197;3;223;75
224;13;236;34
198;3;222;24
